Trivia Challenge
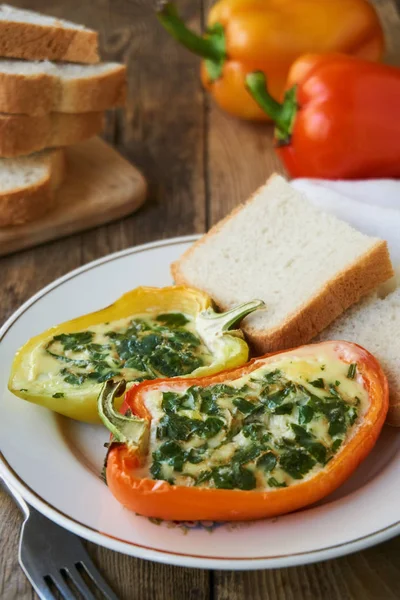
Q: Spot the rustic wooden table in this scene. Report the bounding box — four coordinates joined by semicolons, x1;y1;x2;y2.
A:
1;1;400;598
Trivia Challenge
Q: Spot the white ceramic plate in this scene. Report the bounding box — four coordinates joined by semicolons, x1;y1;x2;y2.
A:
1;236;399;570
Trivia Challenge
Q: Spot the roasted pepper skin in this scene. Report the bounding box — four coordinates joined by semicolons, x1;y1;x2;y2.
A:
247;54;400;179
8;286;258;423
158;0;384;121
105;341;388;521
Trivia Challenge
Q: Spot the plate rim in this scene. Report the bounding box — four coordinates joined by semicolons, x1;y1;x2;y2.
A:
1;235;399;570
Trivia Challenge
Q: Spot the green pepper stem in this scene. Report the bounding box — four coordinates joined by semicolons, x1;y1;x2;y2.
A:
98;379;147;447
197;299;265;339
245;72;297;142
156;1;222;61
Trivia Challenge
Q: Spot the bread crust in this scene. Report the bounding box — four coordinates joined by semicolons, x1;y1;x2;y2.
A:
0;22;99;63
0;65;126;115
244;240;393;353
0;149;66;226
0;111;104;157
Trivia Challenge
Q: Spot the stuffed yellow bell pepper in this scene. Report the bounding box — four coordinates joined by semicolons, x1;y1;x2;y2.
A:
9;286;264;423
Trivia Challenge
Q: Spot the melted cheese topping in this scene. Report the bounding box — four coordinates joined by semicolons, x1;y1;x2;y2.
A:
142;345;369;490
14;312;212;397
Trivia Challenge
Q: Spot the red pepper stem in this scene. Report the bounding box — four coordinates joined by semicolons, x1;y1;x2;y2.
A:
246;72;297;142
157;1;222;61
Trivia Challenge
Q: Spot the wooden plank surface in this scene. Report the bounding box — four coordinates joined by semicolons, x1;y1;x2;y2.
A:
1;1;399;599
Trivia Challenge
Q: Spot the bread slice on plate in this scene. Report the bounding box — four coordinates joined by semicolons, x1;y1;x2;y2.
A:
0;111;103;157
0;4;99;63
0;147;65;226
172;175;393;354
317;286;400;426
0;60;126;115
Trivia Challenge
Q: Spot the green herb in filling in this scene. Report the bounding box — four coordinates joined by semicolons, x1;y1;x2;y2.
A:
332;438;343;453
309;378;325;389
268;477;287;488
256;452;277;472
298;404;314;424
155;313;190;327
147;362;363;490
347;363;357;379
44;313;212;389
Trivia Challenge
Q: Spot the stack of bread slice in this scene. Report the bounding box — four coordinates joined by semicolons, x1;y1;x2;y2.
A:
0;4;127;226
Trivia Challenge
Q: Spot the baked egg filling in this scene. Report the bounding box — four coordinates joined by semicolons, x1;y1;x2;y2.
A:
15;312;213;398
142;348;369;490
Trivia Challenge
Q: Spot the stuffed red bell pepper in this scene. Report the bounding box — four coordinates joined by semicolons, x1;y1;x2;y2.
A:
246;53;400;179
99;340;388;521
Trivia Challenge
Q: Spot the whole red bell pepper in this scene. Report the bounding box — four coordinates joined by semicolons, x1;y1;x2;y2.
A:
246;54;400;179
99;341;388;521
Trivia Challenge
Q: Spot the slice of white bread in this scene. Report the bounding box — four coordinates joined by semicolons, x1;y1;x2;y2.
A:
172;175;394;354
0;147;65;226
317;286;400;426
0;60;126;115
0;4;99;64
0;111;103;157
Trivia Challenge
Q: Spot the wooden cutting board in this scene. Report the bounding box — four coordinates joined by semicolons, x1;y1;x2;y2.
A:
0;137;147;256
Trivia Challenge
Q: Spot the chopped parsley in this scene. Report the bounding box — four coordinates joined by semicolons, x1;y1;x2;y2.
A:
44;313;211;388
268;477;287;488
347;363;357;379
147;363;363;490
309;378;325;389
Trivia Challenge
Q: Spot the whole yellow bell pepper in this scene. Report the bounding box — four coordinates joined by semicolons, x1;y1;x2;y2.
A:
157;0;384;120
8;286;263;423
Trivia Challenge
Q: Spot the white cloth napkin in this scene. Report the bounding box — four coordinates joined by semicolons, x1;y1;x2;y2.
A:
291;178;400;270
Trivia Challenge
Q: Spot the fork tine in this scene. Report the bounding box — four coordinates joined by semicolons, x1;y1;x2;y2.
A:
18;506;120;600
66;565;97;600
2;473;120;600
75;560;121;600
46;572;77;600
19;563;56;600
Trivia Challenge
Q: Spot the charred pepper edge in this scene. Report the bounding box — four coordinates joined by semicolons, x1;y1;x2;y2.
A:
156;1;226;81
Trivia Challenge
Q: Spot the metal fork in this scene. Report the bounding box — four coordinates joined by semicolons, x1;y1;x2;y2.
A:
1;474;120;600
